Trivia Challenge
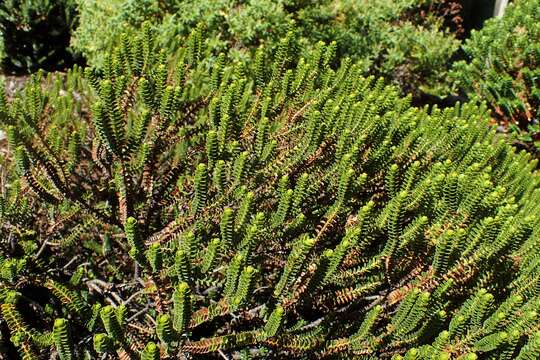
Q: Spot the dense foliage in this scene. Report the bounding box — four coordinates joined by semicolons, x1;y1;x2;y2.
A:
1;25;540;359
451;0;540;151
71;0;460;98
6;0;540;155
0;0;78;74
4;0;539;156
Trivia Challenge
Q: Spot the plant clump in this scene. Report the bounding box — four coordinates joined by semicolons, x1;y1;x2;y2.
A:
451;0;540;151
1;24;540;359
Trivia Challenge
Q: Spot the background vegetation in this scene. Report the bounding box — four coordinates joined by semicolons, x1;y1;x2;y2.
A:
70;0;461;98
451;0;540;152
0;0;78;74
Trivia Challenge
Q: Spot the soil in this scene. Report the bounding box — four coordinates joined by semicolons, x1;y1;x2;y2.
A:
2;74;30;98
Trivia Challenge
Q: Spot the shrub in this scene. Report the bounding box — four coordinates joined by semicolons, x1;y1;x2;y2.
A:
1;26;540;359
71;0;460;98
451;0;540;151
69;0;162;70
0;0;79;74
296;0;461;97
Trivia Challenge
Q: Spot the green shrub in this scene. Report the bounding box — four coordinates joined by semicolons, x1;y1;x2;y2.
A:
452;0;540;151
0;0;79;74
71;0;460;97
1;25;540;359
70;0;163;70
298;0;461;97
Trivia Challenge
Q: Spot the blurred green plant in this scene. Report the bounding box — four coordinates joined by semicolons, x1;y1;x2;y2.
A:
0;0;79;74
